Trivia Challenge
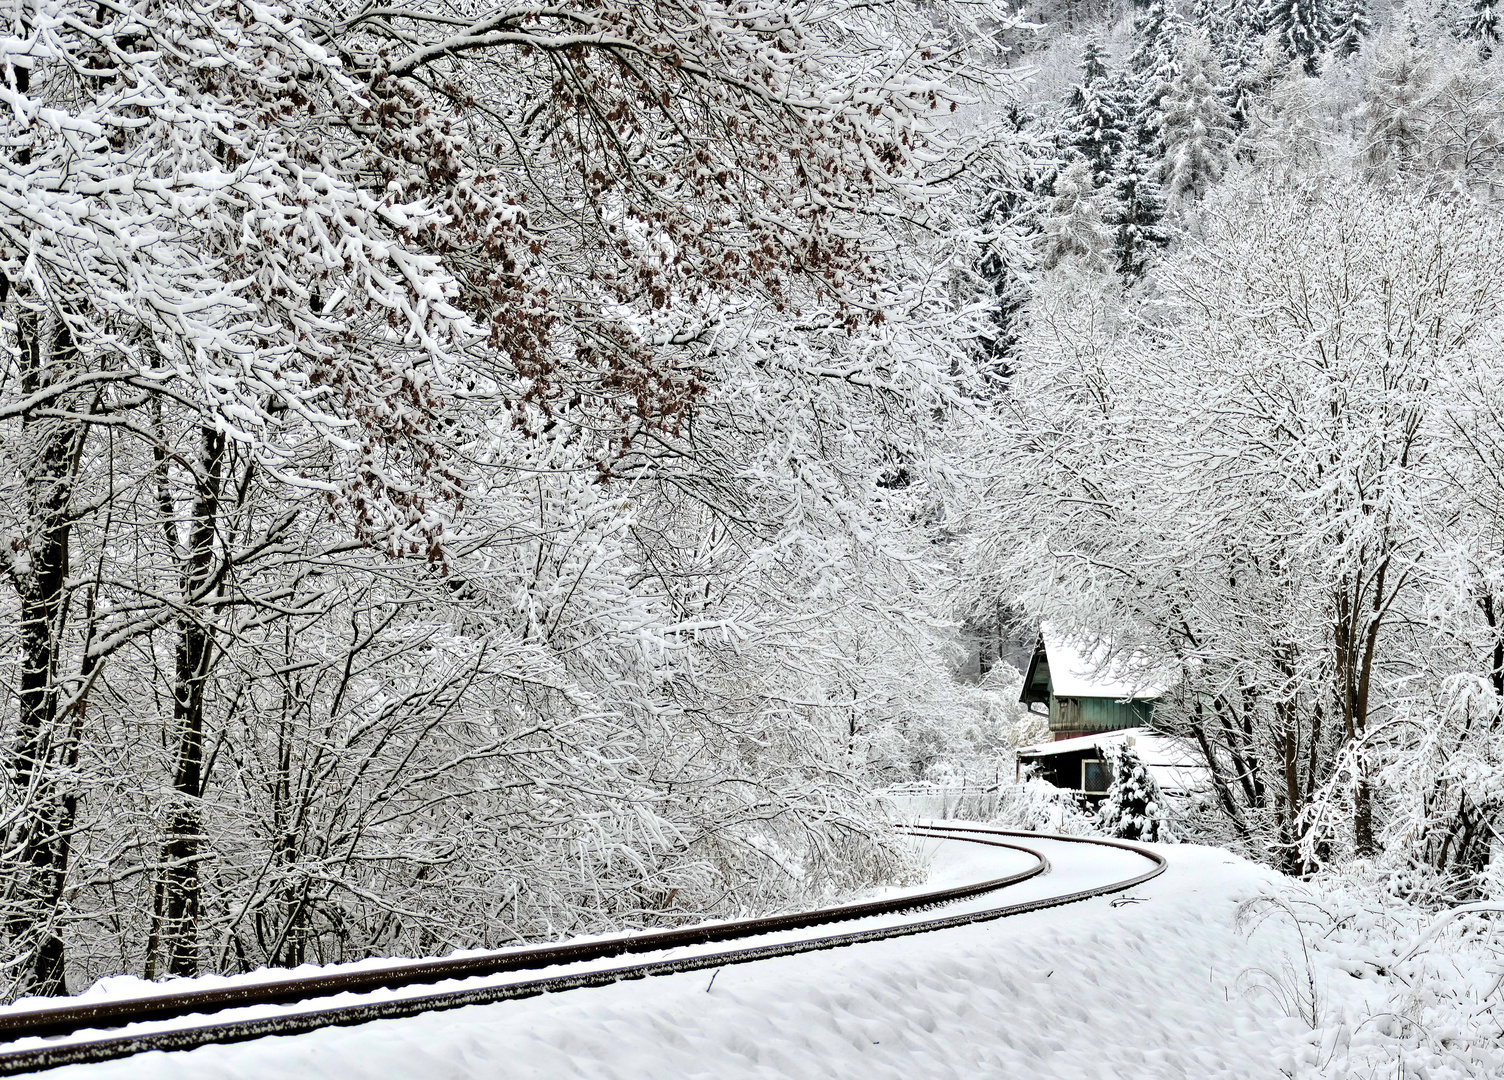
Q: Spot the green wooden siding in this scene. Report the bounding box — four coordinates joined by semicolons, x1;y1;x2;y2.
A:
1048;695;1153;733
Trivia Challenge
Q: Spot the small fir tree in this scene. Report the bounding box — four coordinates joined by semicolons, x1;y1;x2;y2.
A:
976;184;1035;383
1194;0;1225;40
1221;0;1270;39
1063;44;1134;181
1109;147;1170;278
1359;34;1435;177
1097;742;1175;843
1130;0;1191;153
1265;0;1332;74
1213;0;1279;128
1082;38;1111;84
1329;0;1371;59
1132;0;1191;77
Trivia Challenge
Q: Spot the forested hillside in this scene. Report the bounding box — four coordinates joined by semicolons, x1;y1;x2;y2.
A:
967;0;1504;902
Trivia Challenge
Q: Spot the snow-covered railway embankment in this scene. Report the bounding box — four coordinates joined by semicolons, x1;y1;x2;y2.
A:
0;826;1163;1075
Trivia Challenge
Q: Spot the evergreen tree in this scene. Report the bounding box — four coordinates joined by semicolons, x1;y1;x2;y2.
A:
977;108;1054;381
1213;0;1277;127
1130;0;1191;151
1109;147;1170;278
1469;0;1500;57
1359;34;1435;177
1222;0;1270;40
1329;0;1371;59
1265;0;1332;74
1097;742;1175;843
1194;0;1225;40
1082;37;1111;84
1038;157;1119;272
1160;33;1235;209
976;185;1035;383
1131;0;1191;82
1063;44;1133;181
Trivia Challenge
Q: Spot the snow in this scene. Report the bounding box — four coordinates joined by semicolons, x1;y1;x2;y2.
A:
1040;625;1170;701
20;832;1338;1080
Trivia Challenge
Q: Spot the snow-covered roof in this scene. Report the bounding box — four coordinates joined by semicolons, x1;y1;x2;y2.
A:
1039;626;1170;701
1016;728;1210;794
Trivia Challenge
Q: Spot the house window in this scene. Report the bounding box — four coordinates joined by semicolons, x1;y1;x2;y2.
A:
1082;758;1109;793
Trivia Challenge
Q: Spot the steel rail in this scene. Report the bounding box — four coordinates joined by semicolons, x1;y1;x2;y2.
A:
0;827;1164;1075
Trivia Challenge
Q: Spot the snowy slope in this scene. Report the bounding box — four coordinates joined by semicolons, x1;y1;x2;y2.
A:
31;837;1325;1080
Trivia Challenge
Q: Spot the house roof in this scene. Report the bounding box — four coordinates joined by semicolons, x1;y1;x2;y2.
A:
1016;727;1210;794
1019;625;1171;705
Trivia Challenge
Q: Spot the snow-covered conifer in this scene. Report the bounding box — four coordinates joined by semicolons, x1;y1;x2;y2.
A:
1098;743;1175;842
1160;33;1236;209
1469;0;1501;55
1330;0;1372;58
1109;149;1171;277
1265;0;1333;74
1038;158;1120;271
1129;0;1192;160
1063;45;1134;180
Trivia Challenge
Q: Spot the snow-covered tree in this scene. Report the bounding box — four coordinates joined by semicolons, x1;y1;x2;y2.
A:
1038;158;1120;272
1359;33;1439;178
1109;148;1171;277
1469;0;1502;55
1098;743;1175;842
1266;0;1333;74
0;0;1033;997
1160;33;1235;210
1130;0;1193;142
1063;45;1134;180
1330;0;1373;58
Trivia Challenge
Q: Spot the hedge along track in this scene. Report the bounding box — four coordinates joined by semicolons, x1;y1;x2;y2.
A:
0;826;1165;1075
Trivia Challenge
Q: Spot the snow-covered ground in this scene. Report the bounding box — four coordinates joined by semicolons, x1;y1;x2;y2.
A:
3;835;1276;1079
16;831;1499;1079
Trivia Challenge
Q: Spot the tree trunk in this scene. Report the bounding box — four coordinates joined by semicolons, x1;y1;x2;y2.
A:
158;425;227;978
3;306;86;996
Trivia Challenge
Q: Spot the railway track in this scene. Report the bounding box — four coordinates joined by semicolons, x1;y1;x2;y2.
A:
0;825;1165;1075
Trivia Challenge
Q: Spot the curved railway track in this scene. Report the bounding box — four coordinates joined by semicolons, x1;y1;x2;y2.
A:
0;825;1165;1075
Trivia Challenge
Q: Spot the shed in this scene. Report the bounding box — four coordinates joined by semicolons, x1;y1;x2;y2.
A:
1018;627;1167;740
1015;728;1209;799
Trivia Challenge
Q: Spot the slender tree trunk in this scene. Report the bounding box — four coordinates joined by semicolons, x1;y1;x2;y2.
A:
159;425;226;977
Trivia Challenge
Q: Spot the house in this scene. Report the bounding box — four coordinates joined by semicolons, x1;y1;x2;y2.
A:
1014;727;1209;800
1018;627;1166;741
1014;628;1202;800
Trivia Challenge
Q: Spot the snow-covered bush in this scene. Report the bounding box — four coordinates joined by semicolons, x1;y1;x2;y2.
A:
992;777;1101;836
1238;876;1504;1078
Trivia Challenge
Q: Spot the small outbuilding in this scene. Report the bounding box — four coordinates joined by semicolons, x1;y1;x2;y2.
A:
1018;627;1166;741
1014;727;1209;800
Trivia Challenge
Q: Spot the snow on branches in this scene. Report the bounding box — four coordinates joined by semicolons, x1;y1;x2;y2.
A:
0;0;1027;995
